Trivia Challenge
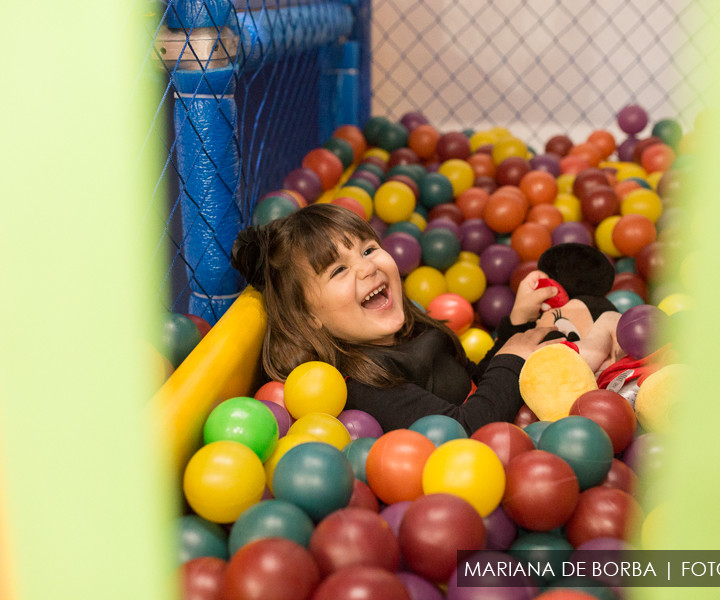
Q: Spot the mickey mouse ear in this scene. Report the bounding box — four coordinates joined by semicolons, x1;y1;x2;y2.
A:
537;243;615;298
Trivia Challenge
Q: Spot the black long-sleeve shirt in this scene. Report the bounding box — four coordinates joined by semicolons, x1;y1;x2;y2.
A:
345;317;533;435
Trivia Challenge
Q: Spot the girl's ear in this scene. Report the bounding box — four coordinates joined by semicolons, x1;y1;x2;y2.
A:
309;314;323;330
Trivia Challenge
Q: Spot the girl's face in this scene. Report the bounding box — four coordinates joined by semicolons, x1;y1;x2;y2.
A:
303;235;405;345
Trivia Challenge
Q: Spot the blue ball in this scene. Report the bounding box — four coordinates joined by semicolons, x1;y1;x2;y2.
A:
409;414;468;446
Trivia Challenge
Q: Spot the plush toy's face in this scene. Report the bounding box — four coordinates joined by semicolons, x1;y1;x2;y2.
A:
537;299;594;342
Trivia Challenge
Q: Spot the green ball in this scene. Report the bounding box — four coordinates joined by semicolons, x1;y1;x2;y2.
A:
156;312;202;368
203;396;279;462
363;116;391;146
353;162;386;180
409;414;468;446
323;137;354;169
606;289;644;313
386;163;426;183
342;437;377;483
614;256;636;274
651;118;683;149
418;172;454;209
344;177;377;197
377;122;409;153
509;531;573;585
385;220;423;241
252;195;297;227
538;416;614;490
177;515;229;563
523;421;552;447
229;499;315;554
420;228;461;270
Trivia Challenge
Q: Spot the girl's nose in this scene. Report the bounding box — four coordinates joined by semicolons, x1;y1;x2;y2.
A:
357;256;378;277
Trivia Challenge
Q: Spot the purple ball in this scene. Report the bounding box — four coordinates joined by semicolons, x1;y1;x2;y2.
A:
480;244;521;285
551;221;593;246
446;551;538;600
379;500;412;537
400;111;430;132
370;214;388;238
282;167;323;203
622;432;667;479
616;304;668;358
475;285;515;330
529;153;561;177
460;219;496;255
617;104;649;135
259;399;292;438
338;409;384;440
382;232;422;276
396;572;445;600
425;216;463;241
425;161;440;173
617;136;639;162
350;169;383;189
260;189;305;209
483;505;518;551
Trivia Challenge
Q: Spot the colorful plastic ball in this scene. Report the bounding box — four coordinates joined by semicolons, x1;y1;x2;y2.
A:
455;187;489;220
529;153;562;176
342;436;376;483
614;256;636;273
617;104;648;135
594;215;622;257
580;185;619;225
287;412;352;450
418;172;455;209
379;500;412;537
355;160;386;180
510;531;574;585
545;135;573;157
221;537;320;600
651;118;683;148
254;380;285;406
156;312;203;368
282;167;323;203
312;566;411;600
475;284;515;330
567;142;602;168
420;227;462;270
272;441;354;521
634;241;667;283
408;124;441;159
183;441;266;523
429;202;464;225
437;131;471;161
535;590;600;600
332;196;366;219
564;487;643;548
447;551;538;599
460;218;495;255
495;156;531;187
228;499;315;554
309;507;400;577
549;222;590;247
502;450;579;531
444;260;487;303
480;244;520;285
523;420;552;447
335;185;374;218
510;222;553;262
363;115;391;146
615;304;668;359
409;415;468;447
483;191;528;234
483;505;518;551
347;172;380;194
323;136;355;169
425;215;463;239
459;327;495;363
366;429;437;504
553;192;582;222
620;188;663;222
509;260;539;293
333;124;368;162
396;572;444;600
203;396;279;462
388;147;421;169
181;556;227;600
538;416;614;491
601;458;639;496
374;181;417;223
177;515;230;563
492;137;528;163
426;292;475;335
640;142;675;173
404;265;448;308
283;361;347;419
616;136;639;162
526;203;564;233
572;168;609;200
605;289;644;314
569;389;637;454
474;174;498;195
386;219;423;240
658;292;693;316
470;422;535;469
468;152;497;178
382;232;422;276
399;493;486;582
422;438;506;517
337;409;383;440
438;158;475;197
611;213;657;257
347;478;380;512
587;129;616;158
611;271;648;302
560;155;591;175
519;170;558;205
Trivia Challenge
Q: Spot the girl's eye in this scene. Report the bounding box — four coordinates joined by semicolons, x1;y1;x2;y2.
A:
363;245;378;256
330;265;346;278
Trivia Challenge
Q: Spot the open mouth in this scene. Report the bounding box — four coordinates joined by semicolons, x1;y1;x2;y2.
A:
361;284;390;309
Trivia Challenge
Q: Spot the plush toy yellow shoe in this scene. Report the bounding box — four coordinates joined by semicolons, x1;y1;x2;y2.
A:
634;363;686;434
519;343;599;421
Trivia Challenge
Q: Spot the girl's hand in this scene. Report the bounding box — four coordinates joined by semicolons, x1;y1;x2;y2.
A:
510;270;559;325
495;326;564;360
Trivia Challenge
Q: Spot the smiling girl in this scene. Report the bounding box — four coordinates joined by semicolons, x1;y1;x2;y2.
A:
232;203;560;434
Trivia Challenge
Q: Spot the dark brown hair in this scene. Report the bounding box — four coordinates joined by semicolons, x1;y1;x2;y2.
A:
239;204;464;387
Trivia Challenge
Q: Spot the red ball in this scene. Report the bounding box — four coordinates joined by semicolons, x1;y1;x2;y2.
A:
347;479;380;512
569;389;637;454
467;153;496;178
510;222;553;262
564;486;643;548
612;214;657;257
495;156;532;187
309;507;400;577
545;135;574;157
455;187;490;219
428;202;465;225
254;380;285;407
572;168;610;200
386;174;420;199
632;136;663;163
634;241;667;283
184;313;212;338
312;566;411;600
513;403;539;428
388;147;421;168
436;132;471;161
220;538;320;600
302;148;344;191
502;450;580;531
483;191;528;234
611;272;648;302
471;422;535;469
510;261;539;294
601;458;639;496
426;293;475;335
399;493;486;582
580;185;619;225
181;557;227;600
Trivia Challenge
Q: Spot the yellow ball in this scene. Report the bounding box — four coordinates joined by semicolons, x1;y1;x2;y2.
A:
615;163;648;181
408;212;427;231
264;433;316;493
283;361;347;419
635;364;686;434
336;185;374;219
458;251;481;266
404;266;448;309
492;137;527;164
646;171;664;190
438;158;475;197
373;181;416;223
554;192;582;222
658;292;694;316
315;189;335;204
556;173;575;194
595;215;623;257
183;441;266;523
444;261;487;303
621;188;663;223
641;503;670;550
469;130;496;152
460;328;495;363
422;439;505;517
490;126;513;140
287;412;352;451
363;147;389;162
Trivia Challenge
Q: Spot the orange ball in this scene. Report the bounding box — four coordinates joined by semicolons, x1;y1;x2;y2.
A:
567;142;602;167
519;170;558;205
331;196;368;220
613;179;643;201
426;292;475;335
302;148;343;191
510;222;553;262
586;129;616;159
526;203;564;232
483;191;527;234
640;143;676;173
466;152;496;179
408;124;441;159
455;187;489;219
365;429;437;505
559;155;591;175
611;213;657;257
333;125;367;163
